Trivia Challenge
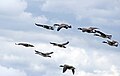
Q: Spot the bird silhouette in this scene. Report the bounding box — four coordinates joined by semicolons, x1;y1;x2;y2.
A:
60;64;75;75
54;23;71;31
94;30;112;39
50;41;69;48
78;27;98;33
35;50;54;58
15;43;34;47
35;23;54;30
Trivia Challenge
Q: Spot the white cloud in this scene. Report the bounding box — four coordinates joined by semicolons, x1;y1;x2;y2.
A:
0;65;27;76
0;32;120;76
0;0;48;30
0;0;27;16
41;0;120;26
76;65;120;76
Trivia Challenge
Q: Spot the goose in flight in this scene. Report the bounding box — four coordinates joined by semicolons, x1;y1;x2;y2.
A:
50;41;69;48
60;64;75;75
54;23;72;31
78;27;98;33
102;40;119;47
94;30;112;39
35;23;54;30
35;50;54;58
15;43;34;47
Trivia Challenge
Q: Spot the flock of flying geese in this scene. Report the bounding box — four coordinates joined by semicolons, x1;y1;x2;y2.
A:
15;23;119;75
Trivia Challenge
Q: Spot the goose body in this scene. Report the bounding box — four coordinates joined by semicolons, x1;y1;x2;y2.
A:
60;64;75;75
103;40;119;47
78;27;98;33
35;23;54;30
94;30;112;39
15;43;34;47
54;23;71;31
50;41;69;48
35;50;53;58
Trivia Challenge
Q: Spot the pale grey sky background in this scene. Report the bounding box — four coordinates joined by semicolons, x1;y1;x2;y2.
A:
0;0;120;76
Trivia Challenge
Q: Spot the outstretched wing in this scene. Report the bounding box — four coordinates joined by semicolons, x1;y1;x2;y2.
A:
50;42;58;45
62;41;69;45
72;69;75;75
45;52;54;55
57;26;63;31
89;27;99;30
95;30;106;35
112;40;119;44
35;23;44;27
17;43;26;45
35;50;41;54
54;24;60;26
63;66;67;73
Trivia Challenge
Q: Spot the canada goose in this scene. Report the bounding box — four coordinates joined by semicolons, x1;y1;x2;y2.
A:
15;43;34;47
94;30;112;39
60;64;75;75
54;23;71;31
78;27;98;33
50;41;69;48
35;23;54;30
35;50;53;58
103;40;119;47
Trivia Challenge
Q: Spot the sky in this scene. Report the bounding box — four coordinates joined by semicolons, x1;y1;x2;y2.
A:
0;0;120;76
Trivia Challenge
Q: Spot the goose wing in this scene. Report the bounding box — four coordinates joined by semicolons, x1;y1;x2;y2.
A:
35;23;44;27
50;42;58;45
45;52;54;55
62;41;69;45
17;43;26;45
95;30;106;36
54;24;60;26
89;27;99;30
72;69;75;75
112;40;119;44
63;66;67;73
57;26;63;31
35;50;40;53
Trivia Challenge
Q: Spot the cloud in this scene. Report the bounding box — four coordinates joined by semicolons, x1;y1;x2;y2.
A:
41;0;120;26
0;0;48;31
76;65;120;76
0;65;27;76
0;1;120;76
0;0;27;16
0;31;120;76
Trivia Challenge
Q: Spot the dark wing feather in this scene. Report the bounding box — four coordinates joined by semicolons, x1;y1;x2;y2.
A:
50;42;58;45
95;30;106;36
63;66;67;73
62;41;69;45
72;69;75;75
35;23;44;27
45;52;54;55
89;27;99;30
57;26;63;31
35;50;40;53
112;40;118;44
18;43;26;45
54;24;60;26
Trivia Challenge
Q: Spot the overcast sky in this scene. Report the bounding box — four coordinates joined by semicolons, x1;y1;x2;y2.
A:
0;0;120;76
